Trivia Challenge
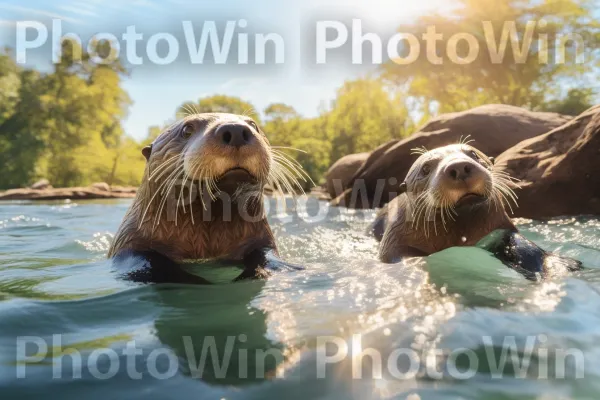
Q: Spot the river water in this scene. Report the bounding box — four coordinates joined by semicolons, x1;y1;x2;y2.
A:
1;198;599;399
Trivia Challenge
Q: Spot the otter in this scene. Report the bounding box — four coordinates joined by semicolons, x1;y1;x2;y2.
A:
108;113;304;283
377;143;581;279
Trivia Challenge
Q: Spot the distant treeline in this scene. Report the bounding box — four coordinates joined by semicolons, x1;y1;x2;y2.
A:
0;0;597;190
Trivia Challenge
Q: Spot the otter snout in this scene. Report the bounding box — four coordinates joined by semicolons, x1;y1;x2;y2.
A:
436;157;490;205
215;122;254;148
444;160;477;181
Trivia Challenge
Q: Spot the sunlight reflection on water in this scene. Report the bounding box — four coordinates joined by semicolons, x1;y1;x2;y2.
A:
0;199;599;399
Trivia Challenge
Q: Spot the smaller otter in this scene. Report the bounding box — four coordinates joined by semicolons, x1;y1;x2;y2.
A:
377;143;581;279
109;113;304;283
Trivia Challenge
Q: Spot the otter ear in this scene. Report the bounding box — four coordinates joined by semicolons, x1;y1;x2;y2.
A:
142;144;153;161
399;181;407;194
489;157;495;165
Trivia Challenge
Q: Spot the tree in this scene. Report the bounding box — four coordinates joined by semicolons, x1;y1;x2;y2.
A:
0;42;132;189
382;0;600;114
542;88;594;115
324;78;412;162
264;103;299;122
177;95;260;123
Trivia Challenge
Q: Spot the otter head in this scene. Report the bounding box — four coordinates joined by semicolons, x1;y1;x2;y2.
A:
400;143;517;237
136;112;308;232
144;113;272;197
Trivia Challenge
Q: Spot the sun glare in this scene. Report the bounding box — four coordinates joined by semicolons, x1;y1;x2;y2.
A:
346;0;456;23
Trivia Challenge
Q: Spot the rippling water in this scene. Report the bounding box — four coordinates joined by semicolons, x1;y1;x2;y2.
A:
1;199;600;400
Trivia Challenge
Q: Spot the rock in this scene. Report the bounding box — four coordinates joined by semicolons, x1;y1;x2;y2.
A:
325;152;370;198
91;182;110;191
496;105;600;219
0;186;138;201
332;104;571;208
110;186;138;194
30;179;51;190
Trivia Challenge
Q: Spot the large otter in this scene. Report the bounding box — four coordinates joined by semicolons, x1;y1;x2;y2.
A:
377;143;581;279
108;113;305;283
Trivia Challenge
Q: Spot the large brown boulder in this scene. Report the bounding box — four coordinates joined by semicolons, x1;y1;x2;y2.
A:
331;104;571;208
496;105;600;219
324;152;369;198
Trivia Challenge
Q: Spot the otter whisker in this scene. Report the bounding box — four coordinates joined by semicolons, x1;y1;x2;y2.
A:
497;191;515;215
154;166;185;227
271;154;309;183
271;146;308;154
458;135;474;146
205;174;218;201
424;203;435;238
271;159;310;193
270;165;297;195
176;161;197;225
433;203;439;236
267;176;285;199
493;173;522;186
241;107;258;119
140;165;183;230
270;160;306;195
410;146;428;156
491;180;517;214
496;181;518;202
271;150;314;187
493;178;519;206
439;198;451;232
149;155;180;181
413;197;431;234
151;160;183;185
191;163;207;217
271;150;312;178
409;191;429;231
157;168;184;226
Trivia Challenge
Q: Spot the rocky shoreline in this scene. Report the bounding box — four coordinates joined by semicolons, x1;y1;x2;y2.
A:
0;183;331;202
0;184;137;201
324;103;600;219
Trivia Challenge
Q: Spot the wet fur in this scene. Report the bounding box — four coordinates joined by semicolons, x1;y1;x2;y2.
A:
379;144;517;262
108;113;277;262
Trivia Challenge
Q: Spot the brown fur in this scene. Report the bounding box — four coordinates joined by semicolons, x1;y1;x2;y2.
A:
108;113;276;262
379;144;517;262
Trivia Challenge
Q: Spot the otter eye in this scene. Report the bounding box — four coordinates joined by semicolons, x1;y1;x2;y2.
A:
470;150;479;159
248;121;259;131
421;164;431;176
182;124;194;138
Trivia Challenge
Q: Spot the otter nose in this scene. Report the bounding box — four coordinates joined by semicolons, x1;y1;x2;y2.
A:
215;123;253;147
445;160;474;181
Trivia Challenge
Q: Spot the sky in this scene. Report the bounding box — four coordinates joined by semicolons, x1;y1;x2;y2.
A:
0;0;454;140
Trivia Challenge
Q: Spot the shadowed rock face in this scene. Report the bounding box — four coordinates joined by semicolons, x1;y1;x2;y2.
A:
496;105;600;219
331;104;571;209
324;152;369;199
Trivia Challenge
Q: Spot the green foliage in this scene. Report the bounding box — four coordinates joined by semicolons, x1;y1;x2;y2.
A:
1;0;598;191
324;78;412;162
178;95;260;123
541;88;594;115
0;43;140;190
171;79;411;185
382;0;600;114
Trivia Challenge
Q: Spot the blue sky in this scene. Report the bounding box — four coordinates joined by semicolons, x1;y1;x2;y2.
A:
0;0;452;140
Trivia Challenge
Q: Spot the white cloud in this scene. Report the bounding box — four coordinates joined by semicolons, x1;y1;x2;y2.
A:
0;4;81;24
58;4;98;17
